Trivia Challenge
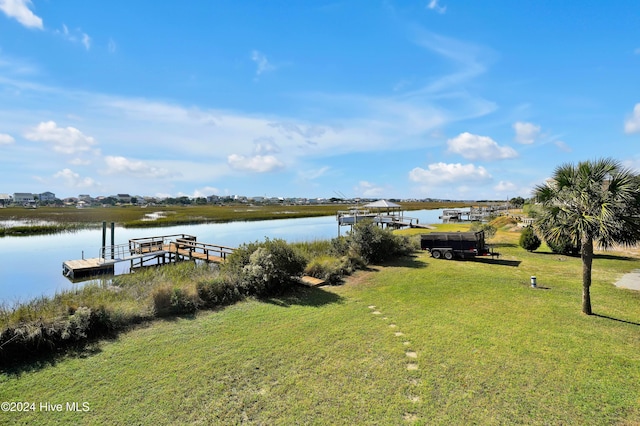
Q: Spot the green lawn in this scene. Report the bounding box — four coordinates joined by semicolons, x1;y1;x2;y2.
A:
1;226;639;425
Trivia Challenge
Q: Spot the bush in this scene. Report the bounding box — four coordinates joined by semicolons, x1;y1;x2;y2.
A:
546;235;581;256
224;238;307;297
152;285;198;316
197;275;242;307
348;220;415;264
304;255;350;284
470;222;497;239
519;226;541;252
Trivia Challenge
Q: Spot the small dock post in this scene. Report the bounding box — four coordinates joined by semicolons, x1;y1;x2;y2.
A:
110;222;115;260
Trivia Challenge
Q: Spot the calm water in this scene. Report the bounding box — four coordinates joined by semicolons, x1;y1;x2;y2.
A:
0;209;451;303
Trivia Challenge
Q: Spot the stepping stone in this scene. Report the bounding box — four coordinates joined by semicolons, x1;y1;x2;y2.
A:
407;363;418;370
389;324;397;328
408;395;420;403
394;332;404;337
406;351;418;358
403;341;411;346
403;412;419;422
372;311;382;315
368;305;376;309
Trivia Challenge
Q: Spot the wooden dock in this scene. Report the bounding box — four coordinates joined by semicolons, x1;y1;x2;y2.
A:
62;234;235;280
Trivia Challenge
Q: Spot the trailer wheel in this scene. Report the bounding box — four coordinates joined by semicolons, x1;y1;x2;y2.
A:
443;251;454;260
431;250;441;259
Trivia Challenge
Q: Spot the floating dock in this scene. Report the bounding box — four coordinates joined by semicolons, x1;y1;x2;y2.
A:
62;233;235;280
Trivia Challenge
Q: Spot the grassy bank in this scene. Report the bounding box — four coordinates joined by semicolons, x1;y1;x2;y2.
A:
1;224;638;424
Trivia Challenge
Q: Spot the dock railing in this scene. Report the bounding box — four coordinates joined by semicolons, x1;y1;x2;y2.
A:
174;240;235;262
99;243;133;262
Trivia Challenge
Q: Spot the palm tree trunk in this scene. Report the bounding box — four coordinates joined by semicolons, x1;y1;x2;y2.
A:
581;236;593;315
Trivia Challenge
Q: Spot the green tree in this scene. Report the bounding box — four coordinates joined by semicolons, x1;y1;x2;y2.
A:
510;196;525;208
533;158;640;315
519;226;541;252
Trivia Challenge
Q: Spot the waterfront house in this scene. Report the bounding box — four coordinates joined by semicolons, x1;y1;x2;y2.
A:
13;193;35;204
39;191;56;202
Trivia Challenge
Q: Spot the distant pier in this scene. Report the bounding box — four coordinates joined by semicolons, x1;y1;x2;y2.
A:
336;199;434;235
62;233;235;280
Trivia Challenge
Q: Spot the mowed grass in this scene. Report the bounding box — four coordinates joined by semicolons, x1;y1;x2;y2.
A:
1;225;639;424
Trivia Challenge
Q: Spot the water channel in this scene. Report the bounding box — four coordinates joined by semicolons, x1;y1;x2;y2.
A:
0;209;454;303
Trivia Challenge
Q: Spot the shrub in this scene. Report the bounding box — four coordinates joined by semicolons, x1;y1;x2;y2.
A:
152;285;198;316
304;255;349;285
470;222;497;239
197;275;242;307
519;226;541;252
347;220;415;264
224;238;307;297
546;235;581;256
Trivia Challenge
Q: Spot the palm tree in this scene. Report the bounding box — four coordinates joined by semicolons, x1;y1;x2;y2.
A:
533;158;640;315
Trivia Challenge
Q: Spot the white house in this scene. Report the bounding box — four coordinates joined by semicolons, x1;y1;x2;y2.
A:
0;193;11;207
13;193;34;204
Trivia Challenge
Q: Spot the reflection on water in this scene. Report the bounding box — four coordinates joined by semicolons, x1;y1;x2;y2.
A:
0;219;57;228
0;209;448;302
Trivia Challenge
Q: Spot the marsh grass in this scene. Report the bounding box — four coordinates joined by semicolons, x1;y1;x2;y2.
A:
0;201;468;234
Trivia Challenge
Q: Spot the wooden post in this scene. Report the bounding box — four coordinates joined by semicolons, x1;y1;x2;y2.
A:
110;222;115;259
102;221;107;259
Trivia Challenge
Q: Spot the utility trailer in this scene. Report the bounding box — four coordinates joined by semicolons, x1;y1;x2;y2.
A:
420;231;495;260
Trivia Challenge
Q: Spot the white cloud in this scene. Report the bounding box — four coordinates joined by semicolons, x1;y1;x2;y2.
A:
410;30;492;96
24;121;97;154
251;50;275;77
447;132;517;161
186;186;220;198
513;121;541;144
103;156;174;178
55;24;91;50
298;166;330;181
554;140;572;152
0;0;43;29
624;103;640;134
227;154;284;173
409;162;492;185
53;168;98;188
354;181;385;198
69;158;92;166
108;38;117;54
253;137;281;155
0;133;15;144
494;180;517;192
82;33;91;50
427;0;446;14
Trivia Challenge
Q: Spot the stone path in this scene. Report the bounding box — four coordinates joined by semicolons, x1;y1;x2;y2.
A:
368;304;422;423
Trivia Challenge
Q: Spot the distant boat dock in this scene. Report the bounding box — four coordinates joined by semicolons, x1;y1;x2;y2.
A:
62;233;234;280
336;199;434;234
439;205;510;223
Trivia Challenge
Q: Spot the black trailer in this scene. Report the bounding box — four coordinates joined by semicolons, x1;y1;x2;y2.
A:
420;231;494;260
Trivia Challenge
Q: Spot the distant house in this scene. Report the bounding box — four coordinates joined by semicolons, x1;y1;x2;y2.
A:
39;191;56;202
0;193;11;207
78;194;92;202
13;193;35;204
116;194;132;203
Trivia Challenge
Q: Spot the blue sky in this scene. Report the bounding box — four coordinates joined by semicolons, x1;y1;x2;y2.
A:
1;0;639;200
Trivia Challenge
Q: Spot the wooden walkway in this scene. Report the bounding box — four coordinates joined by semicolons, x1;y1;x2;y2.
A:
63;234;235;280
